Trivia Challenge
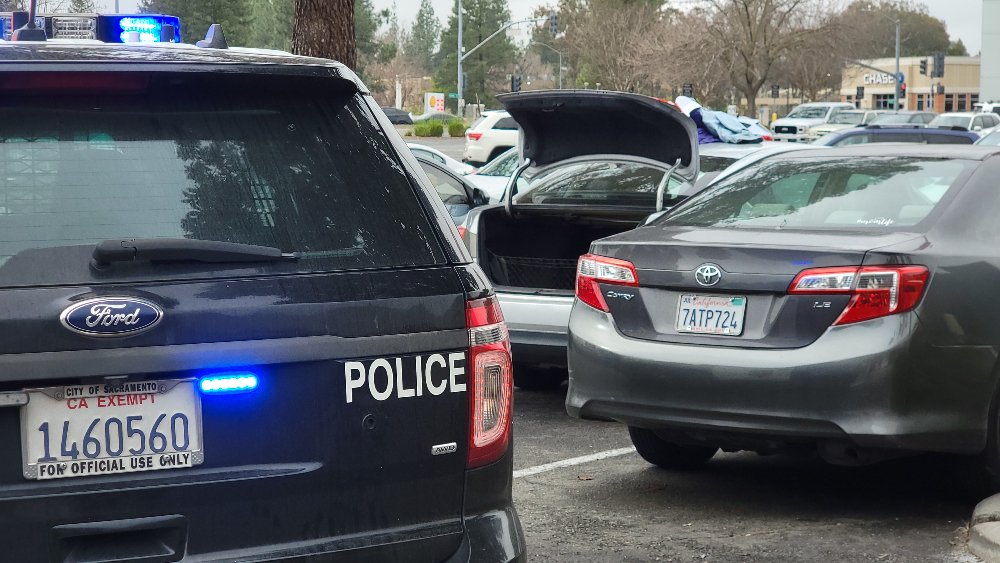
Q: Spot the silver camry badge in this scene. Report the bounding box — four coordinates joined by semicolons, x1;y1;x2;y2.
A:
695;263;723;287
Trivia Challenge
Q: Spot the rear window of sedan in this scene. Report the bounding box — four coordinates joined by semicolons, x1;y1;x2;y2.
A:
660;157;973;231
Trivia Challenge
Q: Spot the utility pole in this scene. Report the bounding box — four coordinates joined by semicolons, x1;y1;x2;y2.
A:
457;0;463;116
894;18;901;110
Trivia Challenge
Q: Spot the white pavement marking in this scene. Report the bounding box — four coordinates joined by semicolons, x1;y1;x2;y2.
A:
513;447;637;479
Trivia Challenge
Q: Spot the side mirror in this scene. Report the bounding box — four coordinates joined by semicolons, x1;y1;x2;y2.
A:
974;126;983;132
471;187;490;207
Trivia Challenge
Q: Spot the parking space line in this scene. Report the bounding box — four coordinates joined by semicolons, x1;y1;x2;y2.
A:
513;447;637;479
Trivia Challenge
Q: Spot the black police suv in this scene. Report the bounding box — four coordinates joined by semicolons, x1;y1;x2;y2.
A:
0;32;523;562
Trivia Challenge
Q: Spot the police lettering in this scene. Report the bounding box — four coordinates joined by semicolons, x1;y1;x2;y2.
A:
345;353;467;403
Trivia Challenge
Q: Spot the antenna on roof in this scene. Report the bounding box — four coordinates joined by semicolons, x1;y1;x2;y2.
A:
10;0;47;41
195;24;228;49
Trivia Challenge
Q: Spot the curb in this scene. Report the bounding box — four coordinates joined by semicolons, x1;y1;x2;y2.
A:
970;495;1000;562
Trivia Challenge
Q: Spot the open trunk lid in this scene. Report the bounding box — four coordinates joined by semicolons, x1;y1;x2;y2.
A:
497;90;699;182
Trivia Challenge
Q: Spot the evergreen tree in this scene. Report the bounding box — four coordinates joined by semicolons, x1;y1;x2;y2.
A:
68;0;96;12
434;0;516;112
140;0;251;46
247;0;294;51
404;0;439;74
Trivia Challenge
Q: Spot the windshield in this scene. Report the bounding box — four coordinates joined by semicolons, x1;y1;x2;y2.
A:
929;115;970;128
870;113;914;124
478;150;519;177
514;160;682;207
0;85;443;274
977;131;1000;146
659;157;970;231
699;156;739;174
828;112;865;125
787;106;830;119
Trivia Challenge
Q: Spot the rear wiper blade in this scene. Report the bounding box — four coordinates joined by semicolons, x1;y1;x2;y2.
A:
93;238;298;266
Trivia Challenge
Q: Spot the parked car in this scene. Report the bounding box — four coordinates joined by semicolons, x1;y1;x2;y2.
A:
867;110;936;128
928;112;1000;135
976;130;1000;146
411;110;459;123
807;109;886;138
408;142;476;175
465;147;520;202
463;110;520;165
566;144;1000;483
811;126;978;146
770;102;854;142
415;156;490;231
463;90;699;389
0;33;524;561
973;101;1000;116
381;106;413;124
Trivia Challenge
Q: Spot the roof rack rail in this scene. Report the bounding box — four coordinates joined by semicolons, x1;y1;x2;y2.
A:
196;24;228;49
10;0;45;41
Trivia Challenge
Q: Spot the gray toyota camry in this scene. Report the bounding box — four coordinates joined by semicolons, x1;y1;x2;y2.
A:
566;144;1000;483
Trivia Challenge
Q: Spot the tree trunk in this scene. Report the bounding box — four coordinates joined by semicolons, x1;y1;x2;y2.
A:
293;0;356;69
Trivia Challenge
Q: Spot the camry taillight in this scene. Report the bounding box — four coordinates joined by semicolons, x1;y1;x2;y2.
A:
576;253;639;312
466;296;512;468
788;265;929;325
467;132;483;141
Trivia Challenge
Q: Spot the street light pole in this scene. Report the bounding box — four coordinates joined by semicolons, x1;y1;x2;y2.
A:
533;41;563;89
457;0;463;116
894;18;901;110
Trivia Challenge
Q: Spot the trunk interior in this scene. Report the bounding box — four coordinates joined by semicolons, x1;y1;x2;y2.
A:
478;207;642;292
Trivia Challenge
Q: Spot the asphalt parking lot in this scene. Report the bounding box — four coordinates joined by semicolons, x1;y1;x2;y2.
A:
511;384;981;563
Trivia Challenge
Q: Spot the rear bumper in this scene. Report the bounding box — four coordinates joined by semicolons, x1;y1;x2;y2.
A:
463;143;491;164
499;291;573;368
566;304;996;455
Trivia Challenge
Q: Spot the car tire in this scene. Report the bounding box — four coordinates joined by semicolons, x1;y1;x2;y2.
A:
628;426;718;470
512;364;565;391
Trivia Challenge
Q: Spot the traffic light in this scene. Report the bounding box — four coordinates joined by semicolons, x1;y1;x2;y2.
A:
548;11;558;35
900;82;906;100
511;75;522;92
919;58;928;76
933;52;945;78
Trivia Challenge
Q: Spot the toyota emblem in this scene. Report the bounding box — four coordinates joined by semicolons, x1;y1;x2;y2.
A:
695;263;723;287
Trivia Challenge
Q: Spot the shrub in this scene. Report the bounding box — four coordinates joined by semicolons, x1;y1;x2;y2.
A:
447;119;468;137
413;120;444;137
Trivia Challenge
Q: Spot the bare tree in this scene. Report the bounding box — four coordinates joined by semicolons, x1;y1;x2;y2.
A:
293;0;356;69
651;9;734;106
703;0;835;113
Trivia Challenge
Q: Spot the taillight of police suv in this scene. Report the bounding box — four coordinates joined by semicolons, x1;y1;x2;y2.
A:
788;265;929;325
465;296;513;468
576;254;639;312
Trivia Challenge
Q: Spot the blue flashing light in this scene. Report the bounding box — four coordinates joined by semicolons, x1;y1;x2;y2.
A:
106;14;181;44
199;373;259;395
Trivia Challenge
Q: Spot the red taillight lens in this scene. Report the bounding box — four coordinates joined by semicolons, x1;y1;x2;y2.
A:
762;135;774;141
789;265;929;325
466;296;512;468
457;226;467;239
575;253;639;312
467;132;483;141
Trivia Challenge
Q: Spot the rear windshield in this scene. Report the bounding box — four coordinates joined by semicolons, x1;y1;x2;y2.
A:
0;79;444;278
514;160;683;207
870;113;915;125
929;116;970;128
829;112;864;125
699;156;739;173
660;157;972;231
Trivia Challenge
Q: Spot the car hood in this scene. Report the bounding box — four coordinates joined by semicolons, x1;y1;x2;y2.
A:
811;123;853;133
496;90;699;182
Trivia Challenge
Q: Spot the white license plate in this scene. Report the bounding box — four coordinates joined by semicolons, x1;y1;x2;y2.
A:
676;294;747;336
20;380;203;480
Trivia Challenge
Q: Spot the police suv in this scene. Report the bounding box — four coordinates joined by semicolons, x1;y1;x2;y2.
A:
0;9;524;562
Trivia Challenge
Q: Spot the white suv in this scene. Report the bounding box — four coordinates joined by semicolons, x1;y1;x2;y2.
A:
463;111;519;165
770;102;854;142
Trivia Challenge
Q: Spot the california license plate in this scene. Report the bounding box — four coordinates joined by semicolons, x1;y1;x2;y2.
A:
21;380;203;480
676;294;747;336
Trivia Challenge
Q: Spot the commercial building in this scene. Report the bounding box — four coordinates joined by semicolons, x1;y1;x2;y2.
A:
840;56;981;113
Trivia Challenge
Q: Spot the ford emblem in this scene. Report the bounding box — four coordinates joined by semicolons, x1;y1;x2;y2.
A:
60;297;163;338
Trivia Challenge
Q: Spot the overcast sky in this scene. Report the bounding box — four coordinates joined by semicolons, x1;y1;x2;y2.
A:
101;0;984;54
